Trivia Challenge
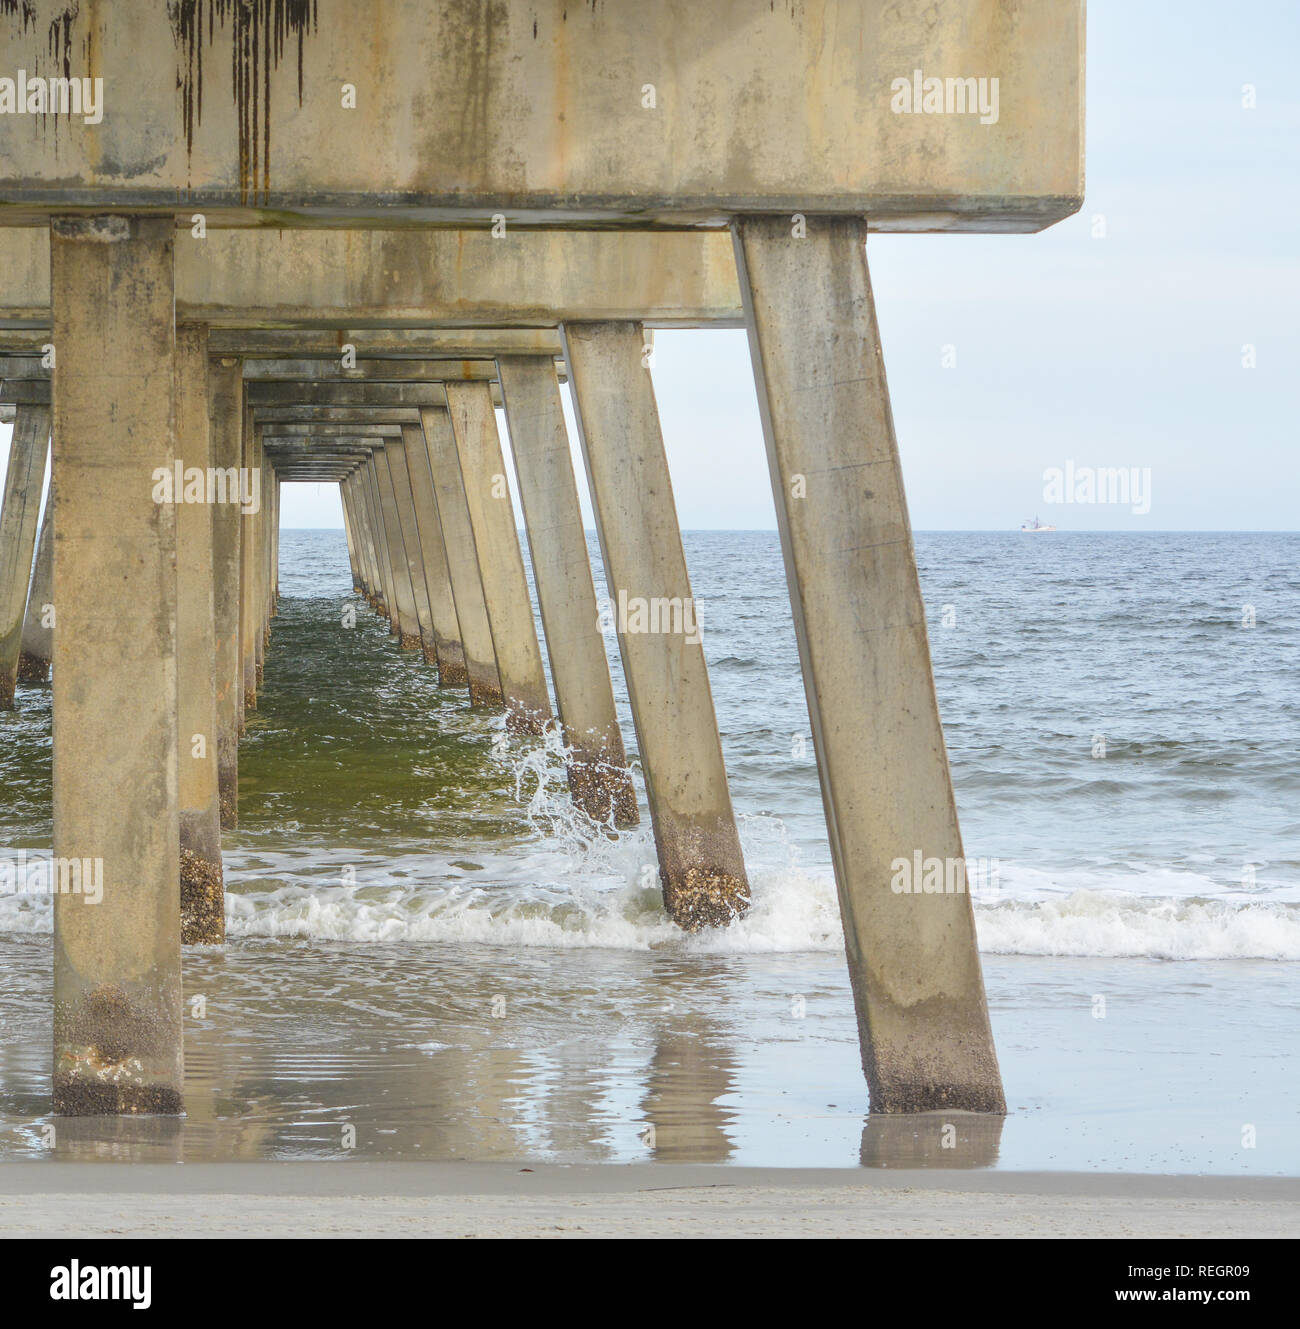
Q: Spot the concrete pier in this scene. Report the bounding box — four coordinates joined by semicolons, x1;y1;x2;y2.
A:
50;215;183;1115
208;356;244;829
733;216;1005;1113
0;403;49;708
16;488;53;684
563;322;749;930
175;324;224;945
401;423;468;685
419;407;503;709
445;382;553;734
498;356;638;825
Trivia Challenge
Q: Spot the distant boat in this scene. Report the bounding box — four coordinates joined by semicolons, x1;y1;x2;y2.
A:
1020;516;1056;533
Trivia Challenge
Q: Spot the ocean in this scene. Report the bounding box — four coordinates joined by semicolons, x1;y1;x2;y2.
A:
1;529;1297;1171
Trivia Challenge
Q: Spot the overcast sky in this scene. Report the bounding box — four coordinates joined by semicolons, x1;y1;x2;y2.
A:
4;2;1296;532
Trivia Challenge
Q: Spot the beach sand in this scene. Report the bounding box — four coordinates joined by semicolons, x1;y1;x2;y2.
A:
1;1164;1295;1238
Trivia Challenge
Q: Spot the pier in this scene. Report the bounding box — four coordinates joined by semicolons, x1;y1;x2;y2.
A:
0;1;1084;1118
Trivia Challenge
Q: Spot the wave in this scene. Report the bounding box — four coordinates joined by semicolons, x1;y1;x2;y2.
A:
2;731;1297;962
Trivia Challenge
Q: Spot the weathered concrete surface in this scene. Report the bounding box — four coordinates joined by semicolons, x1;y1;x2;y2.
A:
420;406;502;708
401;424;466;685
498;356;637;825
373;446;421;647
0;229;742;329
563;322;749;930
50;216;182;1115
445;382;553;734
0;2;1083;230
0;403;49;707
734;215;1005;1114
208;356;244;829
238;421;262;712
16;483;53;683
174;325;224;946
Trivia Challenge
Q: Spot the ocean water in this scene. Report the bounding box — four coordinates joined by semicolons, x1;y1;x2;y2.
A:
1;529;1297;1172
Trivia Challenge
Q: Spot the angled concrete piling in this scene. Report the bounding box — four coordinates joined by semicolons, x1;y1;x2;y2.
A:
734;215;1005;1113
0;403;50;708
16;489;53;684
373;444;422;648
208;355;244;829
420;406;503;709
445;381;553;734
239;415;261;715
362;455;397;621
384;438;437;657
498;355;638;825
175;324;225;945
563;322;749;930
401;423;467;685
50;215;183;1116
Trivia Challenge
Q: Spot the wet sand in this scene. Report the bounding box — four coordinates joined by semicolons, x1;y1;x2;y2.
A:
1;1164;1295;1238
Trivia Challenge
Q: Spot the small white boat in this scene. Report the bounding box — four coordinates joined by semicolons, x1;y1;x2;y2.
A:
1020;515;1056;533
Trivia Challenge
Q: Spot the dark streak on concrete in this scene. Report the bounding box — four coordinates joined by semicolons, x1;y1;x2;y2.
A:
169;0;318;204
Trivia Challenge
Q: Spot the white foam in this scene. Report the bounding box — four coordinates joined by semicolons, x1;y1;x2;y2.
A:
3;729;1297;962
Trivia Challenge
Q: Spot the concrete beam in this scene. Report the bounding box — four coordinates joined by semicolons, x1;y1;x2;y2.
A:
0;2;1083;230
0;229;742;329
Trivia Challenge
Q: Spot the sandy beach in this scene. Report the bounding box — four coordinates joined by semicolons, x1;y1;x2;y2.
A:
1;1164;1295;1239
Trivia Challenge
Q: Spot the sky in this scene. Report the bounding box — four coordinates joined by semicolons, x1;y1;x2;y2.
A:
4;1;1297;532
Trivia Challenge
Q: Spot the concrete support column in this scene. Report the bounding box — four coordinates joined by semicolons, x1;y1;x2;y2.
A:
340;475;363;593
362;455;395;619
0;404;50;707
733;215;1004;1113
498;356;637;824
445;381;552;734
254;438;269;683
401;422;466;687
384;438;436;661
349;469;381;604
239;415;260;714
17;488;54;684
373;444;420;647
50;215;182;1114
208;356;243;828
562;322;749;930
175;323;224;945
419;406;502;708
